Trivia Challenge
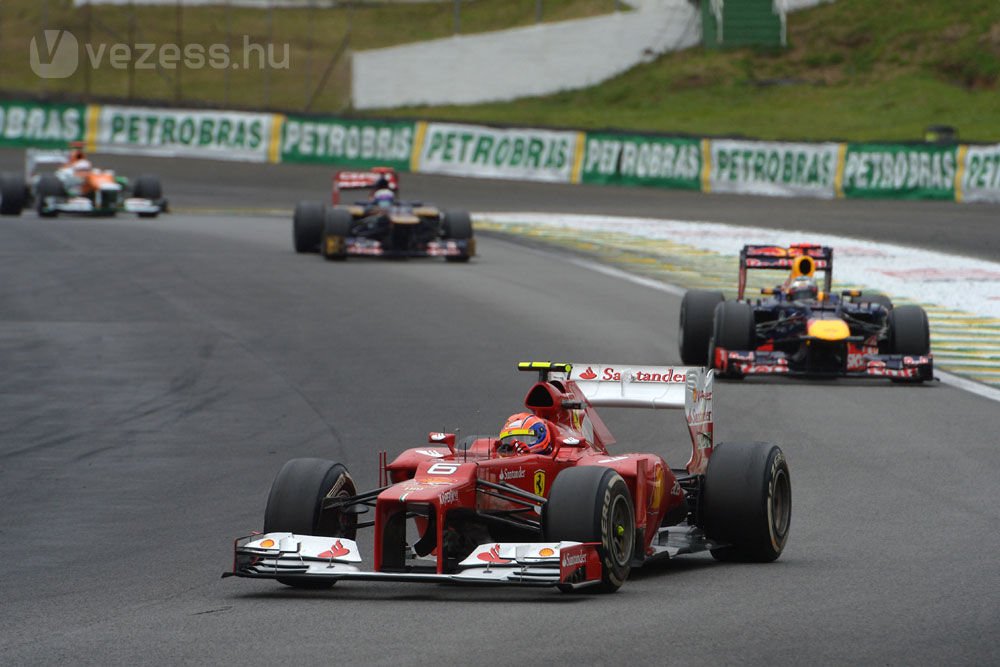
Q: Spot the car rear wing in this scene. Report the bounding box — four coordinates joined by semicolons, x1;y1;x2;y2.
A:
332;167;398;204
25;149;69;179
738;243;833;299
522;362;715;475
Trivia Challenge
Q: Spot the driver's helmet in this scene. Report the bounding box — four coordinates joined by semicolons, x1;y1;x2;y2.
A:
498;413;551;455
787;276;818;302
371;188;395;210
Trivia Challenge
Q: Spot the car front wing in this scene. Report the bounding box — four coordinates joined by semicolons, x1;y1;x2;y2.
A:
714;346;933;380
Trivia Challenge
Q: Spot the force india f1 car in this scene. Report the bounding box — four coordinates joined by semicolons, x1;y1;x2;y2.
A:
292;167;474;262
0;147;166;218
679;244;933;382
225;362;791;593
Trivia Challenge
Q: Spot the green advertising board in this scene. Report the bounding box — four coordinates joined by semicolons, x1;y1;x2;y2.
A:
581;132;701;189
281;116;414;170
0;100;87;149
841;143;957;200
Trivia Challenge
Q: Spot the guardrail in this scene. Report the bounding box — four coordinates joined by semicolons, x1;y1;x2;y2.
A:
2;99;996;203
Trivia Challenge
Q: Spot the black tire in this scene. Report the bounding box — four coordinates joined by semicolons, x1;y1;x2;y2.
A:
132;174;162;200
859;293;893;312
701;442;791;563
292;201;325;254
679;290;724;365
36;174;66;218
543;466;635;593
0;173;27;216
888;305;930;356
321;207;352;261
709;301;756;376
132;175;162;217
443;211;473;263
263;458;358;588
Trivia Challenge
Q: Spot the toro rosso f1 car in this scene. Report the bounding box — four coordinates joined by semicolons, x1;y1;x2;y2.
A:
292;167;474;262
225;362;790;593
679;244;933;382
0;147;165;218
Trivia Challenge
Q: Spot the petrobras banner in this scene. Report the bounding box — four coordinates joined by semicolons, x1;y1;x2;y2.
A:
94;105;276;162
959;144;1000;203
708;140;839;198
581;132;701;190
414;122;579;183
280;115;413;170
841;143;956;200
0;100;87;148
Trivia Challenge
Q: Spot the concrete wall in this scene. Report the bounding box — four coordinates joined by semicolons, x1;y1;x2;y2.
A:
353;1;701;109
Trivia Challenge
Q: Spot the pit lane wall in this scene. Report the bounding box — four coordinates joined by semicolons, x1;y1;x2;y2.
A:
1;99;997;203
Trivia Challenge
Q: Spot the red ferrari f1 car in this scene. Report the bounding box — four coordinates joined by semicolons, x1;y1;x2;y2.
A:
679;244;933;382
225;362;791;593
292;167;474;262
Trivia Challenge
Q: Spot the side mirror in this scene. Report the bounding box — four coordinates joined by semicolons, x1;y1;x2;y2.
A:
428;432;456;453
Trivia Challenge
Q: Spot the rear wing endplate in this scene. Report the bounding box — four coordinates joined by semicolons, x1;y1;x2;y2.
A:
738;243;833;299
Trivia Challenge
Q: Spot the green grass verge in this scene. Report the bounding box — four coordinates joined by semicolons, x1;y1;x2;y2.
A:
0;0;617;113
377;0;1000;142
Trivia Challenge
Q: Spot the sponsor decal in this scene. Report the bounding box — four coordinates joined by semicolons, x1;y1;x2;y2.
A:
710;140;839;198
598;367;687;383
533;470;546;496
259;539;275;549
538;547;555;558
582;133;701;190
415;448;445;458
281;116;413;168
578;366;598;380
598;455;629;463
318;540;351;559
561;552;588;568
499;468;525;482
477;544;512;564
0;101;85;148
438;489;458;506
842;143;956;200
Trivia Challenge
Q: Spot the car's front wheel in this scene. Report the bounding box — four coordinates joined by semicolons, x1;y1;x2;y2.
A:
263;458;358;588
543;466;635;593
679;290;724;365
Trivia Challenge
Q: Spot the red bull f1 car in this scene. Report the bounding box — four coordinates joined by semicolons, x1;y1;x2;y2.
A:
225;362;791;593
679;244;933;382
292;167;474;262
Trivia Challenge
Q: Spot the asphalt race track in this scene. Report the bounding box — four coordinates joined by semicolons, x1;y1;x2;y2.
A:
1;150;998;664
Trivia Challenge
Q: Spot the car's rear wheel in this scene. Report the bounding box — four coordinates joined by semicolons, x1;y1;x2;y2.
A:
701;442;791;562
36;174;66;218
543;466;635;593
679;290;724;365
263;458;358;588
321;208;352;261
292;201;325;253
710;301;756;376
0;173;27;215
443;210;473;263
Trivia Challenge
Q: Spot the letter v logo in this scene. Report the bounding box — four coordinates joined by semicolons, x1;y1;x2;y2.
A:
30;29;79;79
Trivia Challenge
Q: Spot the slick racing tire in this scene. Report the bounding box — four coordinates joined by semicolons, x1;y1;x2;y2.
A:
292;201;325;253
709;301;755;377
543;466;635;593
701;442;791;563
0;173;27;216
132;175;162;218
887;304;931;383
443;210;472;263
679;290;724;365
36;174;66;218
321;208;352;261
263;458;358;589
859;293;893;312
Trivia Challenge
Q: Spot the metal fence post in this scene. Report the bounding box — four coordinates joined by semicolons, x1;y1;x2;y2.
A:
536;0;542;23
454;0;460;35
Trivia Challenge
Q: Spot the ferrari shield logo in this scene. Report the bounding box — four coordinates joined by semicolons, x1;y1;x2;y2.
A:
533;470;546;496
